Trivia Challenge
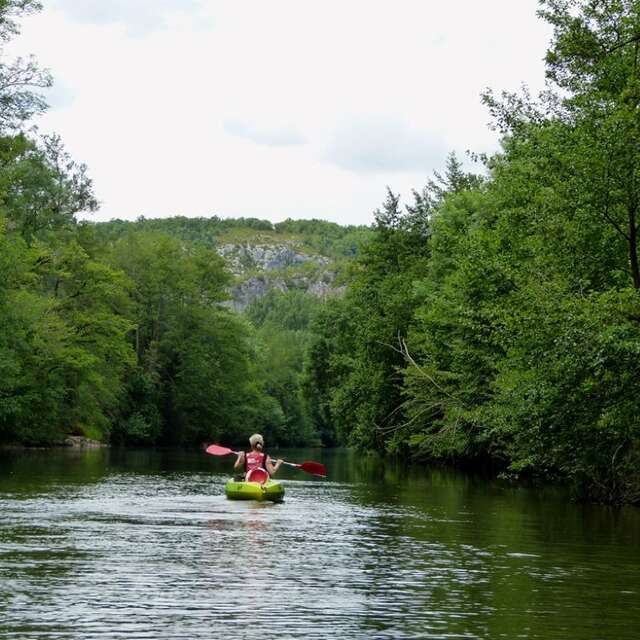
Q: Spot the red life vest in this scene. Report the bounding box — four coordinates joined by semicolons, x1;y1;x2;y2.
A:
245;450;267;473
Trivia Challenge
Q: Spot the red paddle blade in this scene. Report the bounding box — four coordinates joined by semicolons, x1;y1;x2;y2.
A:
206;444;236;456
298;461;327;477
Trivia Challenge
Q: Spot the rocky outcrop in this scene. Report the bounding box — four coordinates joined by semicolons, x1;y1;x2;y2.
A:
216;241;343;312
223;272;345;312
64;436;108;448
217;242;329;276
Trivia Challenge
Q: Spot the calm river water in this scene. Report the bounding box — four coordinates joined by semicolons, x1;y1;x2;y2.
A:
0;448;639;639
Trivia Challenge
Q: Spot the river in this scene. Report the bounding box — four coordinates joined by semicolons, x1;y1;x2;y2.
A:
0;448;638;639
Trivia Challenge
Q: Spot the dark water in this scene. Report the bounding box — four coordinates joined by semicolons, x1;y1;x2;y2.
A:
0;448;639;640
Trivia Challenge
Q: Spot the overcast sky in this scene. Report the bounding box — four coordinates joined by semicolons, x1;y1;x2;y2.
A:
7;0;552;226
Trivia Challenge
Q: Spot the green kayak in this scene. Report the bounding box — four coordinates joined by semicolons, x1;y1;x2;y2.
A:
225;478;285;502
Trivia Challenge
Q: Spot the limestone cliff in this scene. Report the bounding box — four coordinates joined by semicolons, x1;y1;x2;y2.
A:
216;241;345;312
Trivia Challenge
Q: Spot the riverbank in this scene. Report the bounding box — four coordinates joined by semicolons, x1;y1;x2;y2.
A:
1;436;108;450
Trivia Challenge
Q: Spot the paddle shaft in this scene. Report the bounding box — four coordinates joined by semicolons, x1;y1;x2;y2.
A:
205;444;326;477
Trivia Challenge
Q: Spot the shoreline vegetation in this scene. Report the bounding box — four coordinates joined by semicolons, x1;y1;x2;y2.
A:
0;437;106;449
1;1;640;504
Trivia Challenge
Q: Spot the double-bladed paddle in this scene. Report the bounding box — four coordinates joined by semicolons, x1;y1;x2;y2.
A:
205;444;327;478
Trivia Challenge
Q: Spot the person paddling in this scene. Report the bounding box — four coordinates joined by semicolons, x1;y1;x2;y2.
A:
234;433;282;481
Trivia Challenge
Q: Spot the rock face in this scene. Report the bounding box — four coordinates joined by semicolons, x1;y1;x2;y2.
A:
64;436;108;448
216;241;343;312
217;242;330;275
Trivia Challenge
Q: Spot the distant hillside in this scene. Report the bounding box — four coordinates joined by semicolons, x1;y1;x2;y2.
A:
93;216;374;311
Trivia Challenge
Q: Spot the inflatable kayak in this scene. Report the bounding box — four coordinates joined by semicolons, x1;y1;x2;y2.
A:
225;468;284;502
225;478;285;502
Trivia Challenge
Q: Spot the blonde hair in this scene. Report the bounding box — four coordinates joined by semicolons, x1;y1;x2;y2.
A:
249;433;264;448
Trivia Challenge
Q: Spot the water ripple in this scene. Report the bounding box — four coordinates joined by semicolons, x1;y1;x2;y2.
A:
1;454;639;640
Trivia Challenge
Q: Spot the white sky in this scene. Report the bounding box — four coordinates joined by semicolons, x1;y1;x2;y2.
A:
6;0;552;226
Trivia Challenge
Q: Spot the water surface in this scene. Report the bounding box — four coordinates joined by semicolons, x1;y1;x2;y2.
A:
0;448;638;639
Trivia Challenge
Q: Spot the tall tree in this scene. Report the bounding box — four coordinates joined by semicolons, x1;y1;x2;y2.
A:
485;0;640;289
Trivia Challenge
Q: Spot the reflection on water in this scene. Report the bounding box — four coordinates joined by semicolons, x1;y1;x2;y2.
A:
0;448;639;639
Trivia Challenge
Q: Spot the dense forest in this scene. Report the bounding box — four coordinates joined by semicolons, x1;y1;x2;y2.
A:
1;1;640;504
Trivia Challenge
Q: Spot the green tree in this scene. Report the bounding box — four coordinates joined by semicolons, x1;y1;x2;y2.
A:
246;289;322;445
0;1;52;130
304;180;450;449
0;134;98;241
396;0;640;502
108;231;274;446
0;217;134;444
485;0;640;290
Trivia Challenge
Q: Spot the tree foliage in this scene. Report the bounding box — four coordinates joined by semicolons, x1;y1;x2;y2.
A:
0;3;319;450
303;2;640;503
